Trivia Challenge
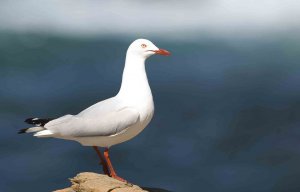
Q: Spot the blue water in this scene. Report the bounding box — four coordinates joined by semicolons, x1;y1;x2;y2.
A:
1;33;300;191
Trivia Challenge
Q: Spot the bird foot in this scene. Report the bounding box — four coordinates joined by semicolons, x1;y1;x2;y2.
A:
98;162;109;175
111;174;127;183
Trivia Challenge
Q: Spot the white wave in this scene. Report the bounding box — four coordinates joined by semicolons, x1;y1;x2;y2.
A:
0;0;299;38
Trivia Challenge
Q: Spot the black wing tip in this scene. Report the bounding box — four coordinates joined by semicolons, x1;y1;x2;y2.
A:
18;128;28;134
24;117;54;126
25;118;34;124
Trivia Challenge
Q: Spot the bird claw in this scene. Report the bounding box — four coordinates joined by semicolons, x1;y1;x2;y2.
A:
97;162;109;175
111;174;127;183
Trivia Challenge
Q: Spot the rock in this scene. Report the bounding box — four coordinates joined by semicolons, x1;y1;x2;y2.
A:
54;172;147;192
55;188;75;192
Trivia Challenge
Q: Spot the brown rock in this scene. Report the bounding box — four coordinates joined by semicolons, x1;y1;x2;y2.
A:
54;172;147;192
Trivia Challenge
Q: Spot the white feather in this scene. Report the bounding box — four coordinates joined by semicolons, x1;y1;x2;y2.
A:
34;130;54;137
25;127;44;133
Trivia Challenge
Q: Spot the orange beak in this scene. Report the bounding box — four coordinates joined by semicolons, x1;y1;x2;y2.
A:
152;49;171;56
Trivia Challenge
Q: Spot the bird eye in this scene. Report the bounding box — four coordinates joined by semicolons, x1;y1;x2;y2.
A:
141;44;147;48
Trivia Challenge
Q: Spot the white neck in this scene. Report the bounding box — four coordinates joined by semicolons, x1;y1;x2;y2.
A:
117;53;152;101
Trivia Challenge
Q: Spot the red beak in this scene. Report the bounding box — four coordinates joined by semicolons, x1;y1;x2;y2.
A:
152;49;171;56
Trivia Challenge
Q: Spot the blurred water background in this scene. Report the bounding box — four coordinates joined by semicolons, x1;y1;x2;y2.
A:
1;1;300;192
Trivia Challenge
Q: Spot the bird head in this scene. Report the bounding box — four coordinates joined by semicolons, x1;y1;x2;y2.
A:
127;39;170;59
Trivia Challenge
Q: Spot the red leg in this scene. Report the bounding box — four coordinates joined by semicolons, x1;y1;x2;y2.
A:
104;148;127;182
92;146;109;175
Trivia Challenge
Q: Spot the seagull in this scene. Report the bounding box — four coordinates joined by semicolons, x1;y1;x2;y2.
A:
19;39;170;182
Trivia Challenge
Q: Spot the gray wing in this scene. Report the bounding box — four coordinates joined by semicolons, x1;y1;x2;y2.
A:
44;107;140;137
77;97;124;119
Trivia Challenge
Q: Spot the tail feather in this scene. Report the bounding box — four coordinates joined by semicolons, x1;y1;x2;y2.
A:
19;117;53;134
18;127;45;134
33;130;53;137
18;128;29;134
